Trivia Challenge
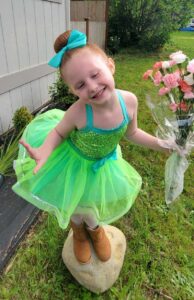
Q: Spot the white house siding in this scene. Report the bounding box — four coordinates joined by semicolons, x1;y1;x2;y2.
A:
0;0;70;134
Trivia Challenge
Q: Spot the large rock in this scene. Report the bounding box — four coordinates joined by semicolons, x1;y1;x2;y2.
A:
62;225;126;294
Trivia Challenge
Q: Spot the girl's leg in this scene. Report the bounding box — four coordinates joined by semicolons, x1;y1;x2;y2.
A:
71;213;83;225
71;208;111;262
83;212;111;262
70;214;91;264
82;211;99;229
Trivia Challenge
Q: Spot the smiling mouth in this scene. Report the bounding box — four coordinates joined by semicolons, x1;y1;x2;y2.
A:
91;87;106;99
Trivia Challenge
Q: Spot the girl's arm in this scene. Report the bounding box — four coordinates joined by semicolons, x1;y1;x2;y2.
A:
20;105;77;173
124;93;169;152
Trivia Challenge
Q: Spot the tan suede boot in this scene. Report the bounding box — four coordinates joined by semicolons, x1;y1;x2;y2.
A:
70;221;91;264
86;226;111;262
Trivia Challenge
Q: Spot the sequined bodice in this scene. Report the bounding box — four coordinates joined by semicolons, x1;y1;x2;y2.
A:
68;91;130;159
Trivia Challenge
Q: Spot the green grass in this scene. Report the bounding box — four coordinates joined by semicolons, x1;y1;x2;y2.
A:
0;31;194;300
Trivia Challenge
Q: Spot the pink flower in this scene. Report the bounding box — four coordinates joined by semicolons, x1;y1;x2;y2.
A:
153;71;163;86
169;103;178;112
178;79;192;93
169;60;176;67
159;87;171;96
184;91;194;99
187;59;194;73
143;69;153;80
179;102;188;112
162;60;176;69
174;69;181;78
163;73;179;89
169;51;187;64
153;61;162;69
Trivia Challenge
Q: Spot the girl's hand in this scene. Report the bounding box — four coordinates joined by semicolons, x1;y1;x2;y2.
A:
19;140;51;174
157;139;187;156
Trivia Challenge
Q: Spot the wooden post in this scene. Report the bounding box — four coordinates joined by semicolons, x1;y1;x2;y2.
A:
84;17;90;41
105;0;109;50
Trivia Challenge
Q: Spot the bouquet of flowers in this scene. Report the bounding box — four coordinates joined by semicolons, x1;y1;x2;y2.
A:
143;51;194;204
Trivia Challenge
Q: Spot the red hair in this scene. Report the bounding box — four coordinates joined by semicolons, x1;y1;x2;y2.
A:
53;30;111;79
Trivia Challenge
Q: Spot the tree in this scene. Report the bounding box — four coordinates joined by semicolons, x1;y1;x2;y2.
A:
108;0;193;51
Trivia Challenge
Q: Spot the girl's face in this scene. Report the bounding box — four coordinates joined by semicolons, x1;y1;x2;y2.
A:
62;49;115;105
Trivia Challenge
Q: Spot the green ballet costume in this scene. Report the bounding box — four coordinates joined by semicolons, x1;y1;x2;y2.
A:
13;90;142;229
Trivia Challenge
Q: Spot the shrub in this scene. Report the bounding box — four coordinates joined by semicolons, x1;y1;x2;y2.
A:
12;106;33;133
107;36;121;54
49;72;78;110
108;0;193;51
0;131;21;177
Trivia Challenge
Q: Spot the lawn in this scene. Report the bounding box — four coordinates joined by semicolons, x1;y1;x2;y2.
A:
0;31;193;300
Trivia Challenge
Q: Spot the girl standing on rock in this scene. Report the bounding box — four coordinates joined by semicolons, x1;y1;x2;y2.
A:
13;30;169;264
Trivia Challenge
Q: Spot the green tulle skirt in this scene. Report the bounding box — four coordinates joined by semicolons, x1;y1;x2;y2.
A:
12;109;142;229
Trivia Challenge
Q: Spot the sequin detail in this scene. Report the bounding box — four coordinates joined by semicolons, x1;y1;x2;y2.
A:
68;124;128;159
68;90;130;161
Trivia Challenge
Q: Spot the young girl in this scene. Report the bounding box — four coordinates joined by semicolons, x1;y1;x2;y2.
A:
13;30;169;264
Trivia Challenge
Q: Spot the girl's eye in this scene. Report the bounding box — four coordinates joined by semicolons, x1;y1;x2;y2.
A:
92;72;99;78
77;83;84;89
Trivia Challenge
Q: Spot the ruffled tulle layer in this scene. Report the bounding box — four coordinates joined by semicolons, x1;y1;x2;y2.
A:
12;109;142;229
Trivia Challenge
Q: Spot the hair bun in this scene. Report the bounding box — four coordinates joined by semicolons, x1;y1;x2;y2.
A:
54;30;72;53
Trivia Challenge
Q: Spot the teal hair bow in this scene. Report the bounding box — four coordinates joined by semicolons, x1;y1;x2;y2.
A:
48;30;87;68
